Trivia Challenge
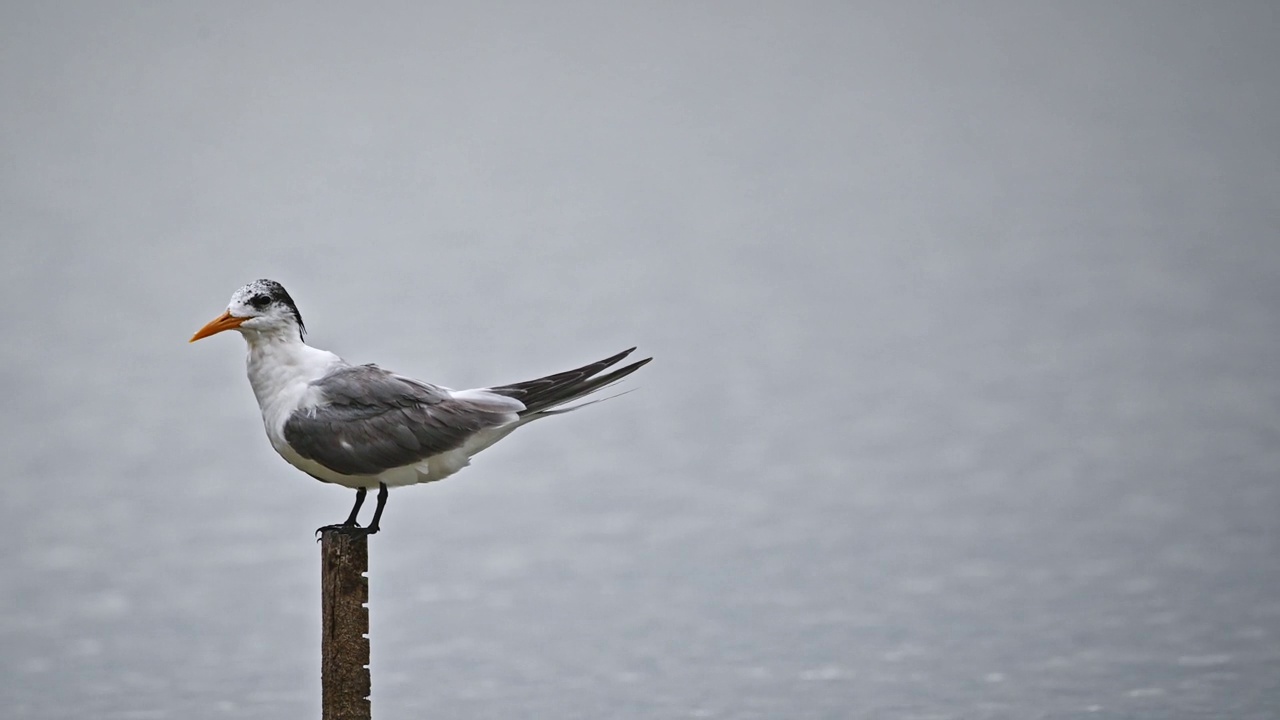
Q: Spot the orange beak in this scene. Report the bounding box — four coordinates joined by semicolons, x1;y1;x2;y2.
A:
190;310;248;342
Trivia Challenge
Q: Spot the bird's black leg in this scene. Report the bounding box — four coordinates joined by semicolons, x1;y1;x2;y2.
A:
316;487;367;536
343;487;368;526
365;483;389;535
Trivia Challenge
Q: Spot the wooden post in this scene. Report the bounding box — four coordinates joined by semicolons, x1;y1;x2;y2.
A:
321;529;371;720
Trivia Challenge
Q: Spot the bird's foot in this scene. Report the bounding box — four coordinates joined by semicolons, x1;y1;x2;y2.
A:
315;522;378;539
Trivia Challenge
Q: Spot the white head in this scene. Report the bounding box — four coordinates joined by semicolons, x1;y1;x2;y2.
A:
190;279;307;343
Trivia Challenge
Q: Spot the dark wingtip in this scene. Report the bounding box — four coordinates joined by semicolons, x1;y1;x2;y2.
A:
601;356;653;382
490;347;652;414
603;347;637;364
614;356;653;376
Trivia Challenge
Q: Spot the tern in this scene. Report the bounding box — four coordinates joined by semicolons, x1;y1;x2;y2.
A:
191;279;650;535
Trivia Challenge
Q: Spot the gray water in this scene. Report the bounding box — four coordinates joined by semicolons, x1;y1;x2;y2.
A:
2;3;1278;719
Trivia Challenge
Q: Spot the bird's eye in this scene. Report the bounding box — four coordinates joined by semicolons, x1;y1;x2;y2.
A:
250;294;271;309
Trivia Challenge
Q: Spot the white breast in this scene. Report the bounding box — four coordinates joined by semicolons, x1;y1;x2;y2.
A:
245;339;344;467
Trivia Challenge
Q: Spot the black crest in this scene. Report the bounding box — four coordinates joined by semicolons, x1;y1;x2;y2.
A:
249;279;306;339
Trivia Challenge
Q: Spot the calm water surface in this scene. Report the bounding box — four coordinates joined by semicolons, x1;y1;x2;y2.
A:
2;4;1278;719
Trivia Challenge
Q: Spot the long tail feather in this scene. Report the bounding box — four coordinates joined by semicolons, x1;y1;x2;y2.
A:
489;348;652;416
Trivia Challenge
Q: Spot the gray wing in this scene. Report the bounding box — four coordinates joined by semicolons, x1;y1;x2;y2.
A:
283;364;522;476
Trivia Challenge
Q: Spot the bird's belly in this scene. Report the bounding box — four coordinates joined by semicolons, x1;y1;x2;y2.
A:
271;438;372;488
269;435;463;490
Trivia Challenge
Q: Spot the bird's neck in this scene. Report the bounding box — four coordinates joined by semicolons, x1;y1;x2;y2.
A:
244;332;342;415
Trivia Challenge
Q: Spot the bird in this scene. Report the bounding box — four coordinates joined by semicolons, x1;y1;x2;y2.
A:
190;279;650;535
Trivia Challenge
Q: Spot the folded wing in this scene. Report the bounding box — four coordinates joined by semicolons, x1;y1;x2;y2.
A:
283;364;522;476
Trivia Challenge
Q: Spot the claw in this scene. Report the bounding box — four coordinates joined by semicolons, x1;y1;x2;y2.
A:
315;522;367;540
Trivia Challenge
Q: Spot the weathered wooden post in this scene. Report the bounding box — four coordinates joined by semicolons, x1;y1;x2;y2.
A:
320;529;372;720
